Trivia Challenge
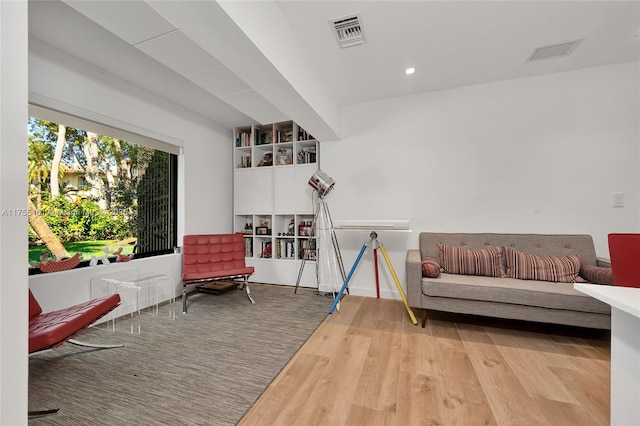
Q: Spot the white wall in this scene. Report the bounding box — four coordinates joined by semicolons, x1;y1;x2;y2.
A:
322;62;640;298
0;2;28;423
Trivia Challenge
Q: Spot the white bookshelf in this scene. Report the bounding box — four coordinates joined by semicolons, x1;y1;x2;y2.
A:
233;121;319;287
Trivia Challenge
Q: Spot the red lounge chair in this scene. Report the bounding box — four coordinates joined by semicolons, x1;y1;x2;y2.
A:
182;233;255;314
28;289;122;417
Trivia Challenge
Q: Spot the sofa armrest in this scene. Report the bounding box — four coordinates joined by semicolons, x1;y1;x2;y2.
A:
406;249;423;308
596;257;611;268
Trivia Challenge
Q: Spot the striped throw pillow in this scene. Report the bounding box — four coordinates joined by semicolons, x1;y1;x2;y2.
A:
438;244;507;277
505;247;582;283
579;264;614;285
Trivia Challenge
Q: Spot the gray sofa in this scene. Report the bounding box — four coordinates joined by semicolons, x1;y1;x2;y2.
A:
406;232;612;330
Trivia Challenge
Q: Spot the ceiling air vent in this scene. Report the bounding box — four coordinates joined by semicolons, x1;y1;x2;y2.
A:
330;14;366;48
527;39;583;61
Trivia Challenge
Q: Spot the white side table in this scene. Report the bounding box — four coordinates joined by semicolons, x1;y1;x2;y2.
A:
91;270;175;333
574;283;640;426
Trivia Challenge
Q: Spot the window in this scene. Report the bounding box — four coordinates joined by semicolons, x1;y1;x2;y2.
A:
27;107;178;272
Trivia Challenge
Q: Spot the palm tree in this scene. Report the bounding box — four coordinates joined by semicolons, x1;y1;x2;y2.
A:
27;136;53;207
28;135;70;260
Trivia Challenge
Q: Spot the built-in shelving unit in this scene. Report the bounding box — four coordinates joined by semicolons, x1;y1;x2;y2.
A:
233;121;319;287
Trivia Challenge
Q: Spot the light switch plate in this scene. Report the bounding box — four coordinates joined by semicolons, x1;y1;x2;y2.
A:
613;192;625;207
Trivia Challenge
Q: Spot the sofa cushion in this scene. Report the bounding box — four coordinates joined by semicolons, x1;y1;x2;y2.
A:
439;244;507;278
505;247;581;283
579;264;614;285
422;257;441;278
421;273;610;314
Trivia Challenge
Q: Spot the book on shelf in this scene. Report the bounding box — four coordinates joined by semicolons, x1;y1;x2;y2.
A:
236;131;251;147
276;238;295;259
238;154;251;168
298;238;316;260
255;128;273;146
274;129;293;143
243;238;253;257
297;127;314;141
261;240;272;258
297;148;316;164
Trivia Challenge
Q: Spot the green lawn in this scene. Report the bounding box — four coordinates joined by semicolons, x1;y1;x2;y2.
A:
28;240;136;265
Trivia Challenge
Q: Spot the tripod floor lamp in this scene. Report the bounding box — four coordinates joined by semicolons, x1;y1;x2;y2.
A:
295;170;346;296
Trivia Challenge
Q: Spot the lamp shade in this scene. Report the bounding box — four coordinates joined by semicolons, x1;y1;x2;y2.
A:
308;169;335;199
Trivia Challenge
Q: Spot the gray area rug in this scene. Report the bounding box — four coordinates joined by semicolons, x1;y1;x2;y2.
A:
28;284;330;425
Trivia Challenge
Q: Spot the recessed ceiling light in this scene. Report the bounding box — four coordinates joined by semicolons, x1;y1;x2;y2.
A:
405;67;415;75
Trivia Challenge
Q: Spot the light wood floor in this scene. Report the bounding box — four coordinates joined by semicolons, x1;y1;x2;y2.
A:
239;295;611;426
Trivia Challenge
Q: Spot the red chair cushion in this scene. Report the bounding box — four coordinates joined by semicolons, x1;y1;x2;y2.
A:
608;233;640;288
29;290;43;320
183;267;255;283
29;293;121;353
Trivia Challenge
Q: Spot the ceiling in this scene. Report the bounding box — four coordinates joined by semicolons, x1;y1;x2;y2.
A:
28;1;640;141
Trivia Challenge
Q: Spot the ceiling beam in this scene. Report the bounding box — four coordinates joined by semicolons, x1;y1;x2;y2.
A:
146;0;341;141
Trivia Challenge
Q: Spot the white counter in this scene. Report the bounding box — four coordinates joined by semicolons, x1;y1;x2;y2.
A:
574;283;640;426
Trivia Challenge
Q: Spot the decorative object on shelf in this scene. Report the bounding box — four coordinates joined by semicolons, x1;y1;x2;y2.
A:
295;169;346;296
258;152;273;167
287;219;295;236
276;148;292;165
112;247;135;263
243;222;253;235
89;246;111;267
256;226;271;236
35;252;82;273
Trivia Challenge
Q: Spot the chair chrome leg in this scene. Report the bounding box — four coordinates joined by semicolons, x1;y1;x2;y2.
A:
28;408;61;418
67;339;124;349
182;284;188;314
244;277;255;304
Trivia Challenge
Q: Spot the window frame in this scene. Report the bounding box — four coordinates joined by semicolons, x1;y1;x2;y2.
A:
27;105;179;275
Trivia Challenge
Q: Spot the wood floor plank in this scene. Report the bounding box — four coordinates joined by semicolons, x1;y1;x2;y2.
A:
532;395;603;426
295;333;371;425
464;341;550;425
495;345;580;404
548;365;610;425
238;352;330;426
400;332;440;377
455;322;494;344
349;296;383;337
396;371;445;426
299;322;350;359
428;317;465;351
556;342;611;361
485;326;568;355
345;404;397;426
326;295;364;326
436;348;497;425
378;298;405;323
353;329;402;412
